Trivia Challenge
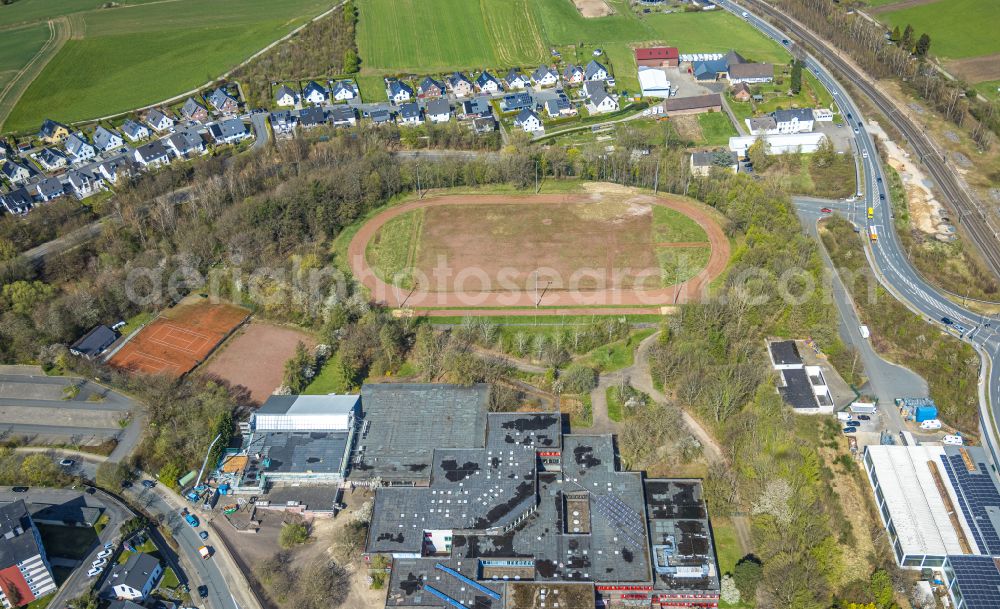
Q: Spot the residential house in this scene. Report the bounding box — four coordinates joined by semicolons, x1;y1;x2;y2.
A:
64;169;100;199
531;65;559;87
209;119;251;144
105;553;162;601
472;116;496;134
586;84;619;114
426;98;451;123
562;64;584;85
504;68;529;90
269;110;298;134
369;107;393;124
386;79;413;103
92;126;124;152
582;81;604;99
0;139;10;161
64;132;96;163
475;71;502;94
447;72;474;97
38;119;69;144
145;108;174;132
164;130;205;158
746;116;777;135
460;97;493;119
0;187;32;215
500;92;533;113
397;102;423;126
34;177;65;202
728;63;773;84
121;120;150;142
544;94;575;118
331;80;358;101
635;46;679;68
585;59;609;81
207;87;239;114
0;501;57;608
329;105;357;127
70;325;119;358
96;156;132;185
514;108;543;133
690;150;739;176
37;147;68;171
296;106;327;129
181;97;210;122
731;82;752;102
1;160;32;185
418;77;445;99
813;108;834;122
274;85;300;107
302;81;328;105
772;108;814;134
133;141;171;168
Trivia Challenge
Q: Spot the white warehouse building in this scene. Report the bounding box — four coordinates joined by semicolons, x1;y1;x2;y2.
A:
729;132;827;156
250;394;358;431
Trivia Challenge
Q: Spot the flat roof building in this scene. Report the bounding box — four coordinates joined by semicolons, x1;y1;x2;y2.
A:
0;501;56;608
767;340;833;414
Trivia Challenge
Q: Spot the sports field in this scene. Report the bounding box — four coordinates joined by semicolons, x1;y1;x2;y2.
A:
109;300;249;377
877;0;1000;60
351;188;728;311
0;0;332;132
356;0;787;77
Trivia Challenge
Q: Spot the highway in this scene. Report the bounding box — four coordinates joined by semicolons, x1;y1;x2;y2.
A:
721;0;1000;466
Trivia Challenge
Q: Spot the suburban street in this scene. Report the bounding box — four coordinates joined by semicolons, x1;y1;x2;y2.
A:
724;0;1000;466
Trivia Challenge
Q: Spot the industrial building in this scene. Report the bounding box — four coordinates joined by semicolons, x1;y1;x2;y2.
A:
863;445;1000;568
0;501;56;608
367;408;720;609
767;340;834;415
728;132;828;156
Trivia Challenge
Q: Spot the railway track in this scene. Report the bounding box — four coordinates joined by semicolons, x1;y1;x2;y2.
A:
747;0;1000;278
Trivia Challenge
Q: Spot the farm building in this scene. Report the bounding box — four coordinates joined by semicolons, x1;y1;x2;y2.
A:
636;46;679;68
863;444;1000;569
728;132;827;155
663;94;722;115
727;62;773;84
638;67;671;98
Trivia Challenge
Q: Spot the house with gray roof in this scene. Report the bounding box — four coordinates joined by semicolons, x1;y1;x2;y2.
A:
585;59;609;81
2;159;33;185
97;155;132;185
132;140;171;168
105;553;162;601
690;150;738;176
64;132;95;162
37;147;68;171
181;97;209;122
426;98;451;123
64;168;100;198
544;94;575;118
586;83;619;114
331;80;358;101
746;115;778;135
164;130;205;158
369;106;392;124
0;501;56;606
302;80;327;105
92;126;124;151
503;68;529;90
329;105;356;126
1;187;32;214
209;118;251;144
275;84;300;107
121;120;150;142
728;62;774;84
460;96;492;119
474;71;501;94
500;92;533;113
562;64;584;84
206;87;239;114
531;65;559;87
34;177;65;202
418;76;445;98
447;72;473;97
515;108;543;133
771;108;814;134
295;106;327;129
269;109;297;134
398;102;423;126
386;78;413;103
38;119;69;144
145;108;174;132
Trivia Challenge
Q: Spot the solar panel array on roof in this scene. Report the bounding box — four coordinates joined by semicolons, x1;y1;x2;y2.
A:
941;453;1000;555
947;555;1000;609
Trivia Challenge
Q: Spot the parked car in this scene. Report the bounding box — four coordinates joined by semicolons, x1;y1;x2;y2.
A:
198;585;209;599
820;207;832;214
104;542;114;550
199;531;209;540
941;317;954;325
142;480;155;489
842;427;856;434
858;415;871;421
87;568;101;578
59;459;75;467
846;420;860;427
92;559;107;568
11;487;28;493
97;549;112;559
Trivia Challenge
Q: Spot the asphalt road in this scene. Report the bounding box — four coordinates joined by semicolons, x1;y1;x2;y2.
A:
724;0;1000;465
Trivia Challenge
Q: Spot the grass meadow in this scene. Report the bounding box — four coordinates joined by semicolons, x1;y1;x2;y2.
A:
2;0;331;131
879;0;1000;59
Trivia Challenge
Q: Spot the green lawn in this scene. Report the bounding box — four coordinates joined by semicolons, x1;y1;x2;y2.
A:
0;23;51;91
365;208;422;287
120;310;154;336
645;11;788;63
36;525;98;560
357;0;547;73
652;206;708;243
159;567;181;590
580;328;656;373
3;0;331;131
606;386;624;422
974;80;1000;101
696;111;737;147
23;594;53;609
879;0;1000;59
304;354;352;394
657;246;711;285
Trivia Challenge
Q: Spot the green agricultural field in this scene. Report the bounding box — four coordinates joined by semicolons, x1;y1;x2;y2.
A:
357;0;547;73
696;111;737;147
879;0;1000;59
0;23;50;91
644;11;788;62
0;0;159;28
2;0;332;132
974;80;1000;101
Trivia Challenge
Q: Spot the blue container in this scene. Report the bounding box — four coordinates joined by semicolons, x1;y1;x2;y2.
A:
915;406;938;422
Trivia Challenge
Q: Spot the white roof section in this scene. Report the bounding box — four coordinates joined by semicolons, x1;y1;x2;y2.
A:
638;67;670;98
867;445;979;557
252;394;359;431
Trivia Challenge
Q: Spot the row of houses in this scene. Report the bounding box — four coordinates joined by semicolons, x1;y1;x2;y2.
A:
270;96;498;134
274;79;359;107
1;118;252;215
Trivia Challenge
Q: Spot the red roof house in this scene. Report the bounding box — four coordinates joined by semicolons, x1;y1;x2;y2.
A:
635;47;679;67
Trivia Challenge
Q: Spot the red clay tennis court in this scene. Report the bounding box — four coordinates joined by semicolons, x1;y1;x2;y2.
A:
109;300;250;377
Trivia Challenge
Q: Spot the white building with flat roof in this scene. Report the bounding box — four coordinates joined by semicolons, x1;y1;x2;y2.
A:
638;67;670;98
729;132;827;156
251;394;359;432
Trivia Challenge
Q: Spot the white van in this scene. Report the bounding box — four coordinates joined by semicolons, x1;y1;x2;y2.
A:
859;325;870;339
942;435;964;446
919;419;942;430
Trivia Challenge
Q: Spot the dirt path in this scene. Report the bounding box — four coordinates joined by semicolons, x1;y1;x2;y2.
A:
347;189;731;312
0;17;70;130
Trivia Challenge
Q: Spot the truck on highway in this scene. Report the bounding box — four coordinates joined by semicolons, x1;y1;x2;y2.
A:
867;207;874;219
198;545;211;559
869;226;878;242
184;513;199;527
